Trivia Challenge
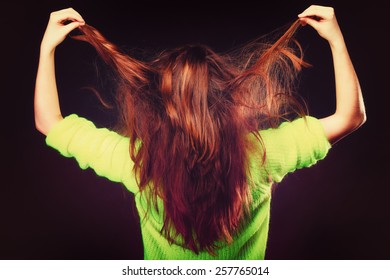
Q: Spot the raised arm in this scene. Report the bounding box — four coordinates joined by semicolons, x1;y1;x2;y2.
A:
34;8;85;135
298;5;366;144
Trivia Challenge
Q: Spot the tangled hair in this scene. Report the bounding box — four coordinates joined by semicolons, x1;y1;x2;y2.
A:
72;19;309;255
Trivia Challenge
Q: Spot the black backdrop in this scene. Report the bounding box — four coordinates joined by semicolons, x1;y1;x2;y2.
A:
2;0;389;259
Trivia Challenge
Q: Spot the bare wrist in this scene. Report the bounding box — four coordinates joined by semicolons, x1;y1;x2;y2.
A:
40;44;56;57
329;36;346;51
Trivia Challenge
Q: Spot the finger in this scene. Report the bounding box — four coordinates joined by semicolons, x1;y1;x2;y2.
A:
63;21;84;34
298;5;317;17
299;17;320;30
65;8;85;23
53;8;85;24
299;15;323;22
298;18;307;26
298;5;333;20
60;17;85;26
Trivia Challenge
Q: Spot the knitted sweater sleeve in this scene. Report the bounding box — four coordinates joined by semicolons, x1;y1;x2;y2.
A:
45;114;138;193
260;116;332;183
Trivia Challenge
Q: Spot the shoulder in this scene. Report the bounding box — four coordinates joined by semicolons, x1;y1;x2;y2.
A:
260;116;325;140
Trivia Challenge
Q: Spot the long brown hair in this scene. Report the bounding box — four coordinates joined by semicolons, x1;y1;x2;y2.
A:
72;19;308;255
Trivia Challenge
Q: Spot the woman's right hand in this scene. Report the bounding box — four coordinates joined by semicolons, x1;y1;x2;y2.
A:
298;5;344;47
40;8;85;54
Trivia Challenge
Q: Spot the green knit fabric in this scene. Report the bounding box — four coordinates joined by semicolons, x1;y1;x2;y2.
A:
46;114;331;259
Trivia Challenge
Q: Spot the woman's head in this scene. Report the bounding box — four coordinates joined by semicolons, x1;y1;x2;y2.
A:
73;20;307;255
154;44;237;145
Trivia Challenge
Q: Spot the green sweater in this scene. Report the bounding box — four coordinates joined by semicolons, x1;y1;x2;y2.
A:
46;114;331;259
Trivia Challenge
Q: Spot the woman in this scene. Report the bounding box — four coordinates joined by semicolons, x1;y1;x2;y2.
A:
34;5;366;259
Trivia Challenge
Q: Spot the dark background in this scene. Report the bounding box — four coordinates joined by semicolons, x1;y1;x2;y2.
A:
2;0;388;259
